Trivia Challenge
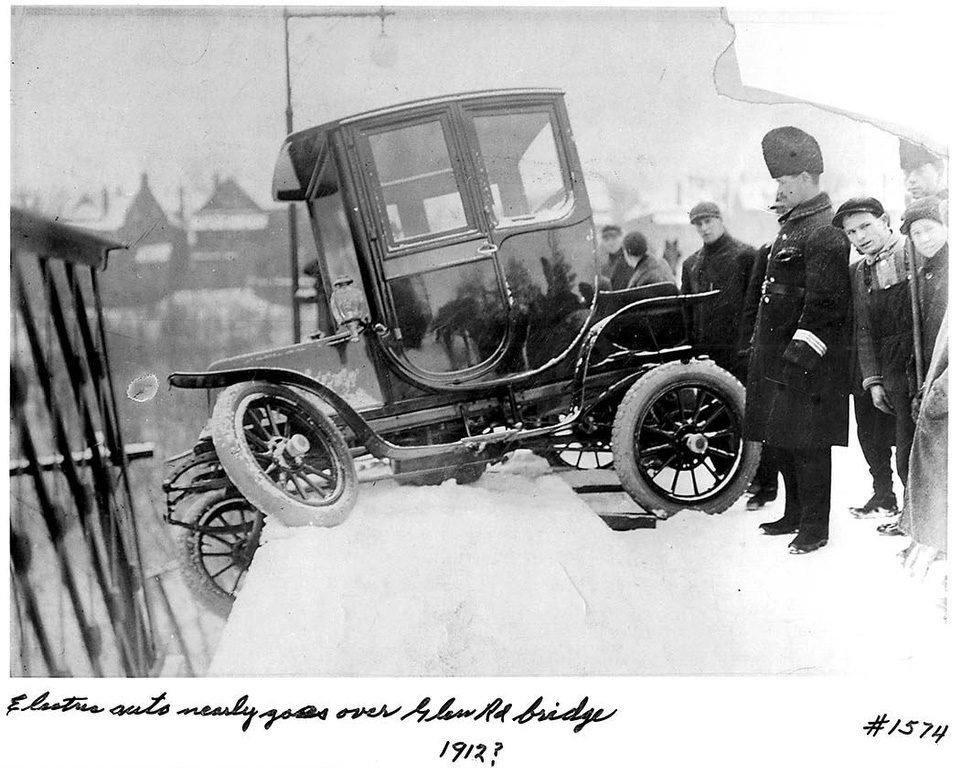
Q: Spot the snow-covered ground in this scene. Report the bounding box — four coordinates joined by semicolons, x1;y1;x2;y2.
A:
211;441;947;676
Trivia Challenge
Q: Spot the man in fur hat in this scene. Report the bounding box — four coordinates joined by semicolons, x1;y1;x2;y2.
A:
743;127;852;554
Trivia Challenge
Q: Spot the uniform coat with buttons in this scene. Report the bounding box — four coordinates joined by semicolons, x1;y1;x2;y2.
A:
744;192;852;449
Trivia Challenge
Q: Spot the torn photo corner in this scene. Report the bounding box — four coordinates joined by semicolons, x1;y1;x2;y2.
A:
6;5;954;767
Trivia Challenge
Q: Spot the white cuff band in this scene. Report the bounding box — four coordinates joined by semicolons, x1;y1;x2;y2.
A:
793;329;827;356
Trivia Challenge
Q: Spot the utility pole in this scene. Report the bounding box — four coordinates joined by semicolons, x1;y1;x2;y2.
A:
282;5;395;343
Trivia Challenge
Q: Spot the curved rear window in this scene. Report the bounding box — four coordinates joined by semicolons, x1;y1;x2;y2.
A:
272;130;326;201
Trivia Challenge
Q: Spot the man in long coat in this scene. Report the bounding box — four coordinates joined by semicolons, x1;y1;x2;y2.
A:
882;196;950;542
681;201;757;379
744;126;852;554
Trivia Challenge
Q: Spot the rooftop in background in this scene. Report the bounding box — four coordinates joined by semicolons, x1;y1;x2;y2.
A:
196;175;265;214
193;175;271;232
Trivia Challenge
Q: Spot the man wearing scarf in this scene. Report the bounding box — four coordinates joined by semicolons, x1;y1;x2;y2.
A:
837;197;911;520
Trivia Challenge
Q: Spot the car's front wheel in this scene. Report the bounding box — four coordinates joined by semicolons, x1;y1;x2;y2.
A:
211;382;359;527
612;360;759;516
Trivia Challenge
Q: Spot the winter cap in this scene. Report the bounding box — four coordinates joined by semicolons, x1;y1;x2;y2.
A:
601;224;623;237
762;126;824;179
689;201;722;223
899;139;944;172
900;196;945;234
832;197;886;228
623;231;648;257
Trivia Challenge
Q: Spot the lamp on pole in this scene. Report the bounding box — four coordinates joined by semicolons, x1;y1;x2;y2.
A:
282;5;396;343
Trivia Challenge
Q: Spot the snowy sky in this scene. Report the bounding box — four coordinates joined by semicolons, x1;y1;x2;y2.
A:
10;3;950;218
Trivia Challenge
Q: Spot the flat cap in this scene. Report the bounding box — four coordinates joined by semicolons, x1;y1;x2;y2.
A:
689;201;722;223
899;139;943;172
601;224;623;236
762;126;824;178
832;197;886;228
900;196;944;234
623;231;648;256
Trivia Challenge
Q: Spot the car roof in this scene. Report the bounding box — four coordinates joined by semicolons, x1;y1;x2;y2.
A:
287;87;564;143
273;88;566;202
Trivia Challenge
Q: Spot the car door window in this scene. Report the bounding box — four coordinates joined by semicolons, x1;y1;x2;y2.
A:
471;110;571;226
366;119;471;246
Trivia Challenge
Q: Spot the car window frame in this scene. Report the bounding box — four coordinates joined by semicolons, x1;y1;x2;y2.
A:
462;99;576;231
350;107;488;256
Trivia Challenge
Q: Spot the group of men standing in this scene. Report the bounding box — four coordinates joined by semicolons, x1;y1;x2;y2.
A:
604;126;948;562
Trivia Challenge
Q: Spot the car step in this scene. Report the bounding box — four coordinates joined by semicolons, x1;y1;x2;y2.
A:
597;513;658;530
571;484;658;529
573;484;625;494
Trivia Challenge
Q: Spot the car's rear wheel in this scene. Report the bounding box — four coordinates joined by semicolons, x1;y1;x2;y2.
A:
211;382;358;527
612;360;759;515
175;489;263;618
543;428;613;470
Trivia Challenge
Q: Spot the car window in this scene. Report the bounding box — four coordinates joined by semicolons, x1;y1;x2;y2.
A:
308;156;370;320
389;258;505;373
314;193;365;296
367;120;470;244
472;110;570;225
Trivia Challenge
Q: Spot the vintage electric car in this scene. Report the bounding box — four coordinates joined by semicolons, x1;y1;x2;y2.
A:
163;89;759;615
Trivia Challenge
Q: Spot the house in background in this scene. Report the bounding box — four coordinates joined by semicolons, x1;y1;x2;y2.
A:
63;173;189;307
190;174;280;291
188;174;318;304
62;172;328;314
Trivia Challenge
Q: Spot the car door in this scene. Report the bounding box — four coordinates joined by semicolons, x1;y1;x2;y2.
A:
461;96;598;372
351;107;511;381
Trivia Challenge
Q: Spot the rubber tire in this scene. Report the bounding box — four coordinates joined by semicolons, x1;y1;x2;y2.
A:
611;359;760;516
175;489;261;619
211;382;358;527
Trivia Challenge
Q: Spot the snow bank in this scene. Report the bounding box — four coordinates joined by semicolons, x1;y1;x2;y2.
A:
210;448;947;677
210;452;659;676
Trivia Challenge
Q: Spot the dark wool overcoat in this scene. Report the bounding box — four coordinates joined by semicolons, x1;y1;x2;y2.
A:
744;192;852;449
680;231;757;378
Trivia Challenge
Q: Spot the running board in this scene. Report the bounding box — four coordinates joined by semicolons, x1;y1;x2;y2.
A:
574;484;625;494
571;485;659;529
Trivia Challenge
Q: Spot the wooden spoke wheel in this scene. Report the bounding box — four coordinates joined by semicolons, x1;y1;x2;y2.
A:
543;428;613;470
612;360;760;515
211;382;358;527
175;489;263;618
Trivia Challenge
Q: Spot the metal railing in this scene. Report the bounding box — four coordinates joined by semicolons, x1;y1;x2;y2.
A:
9;209;203;676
